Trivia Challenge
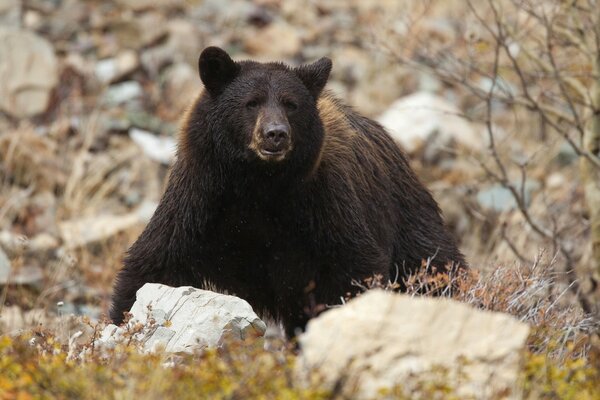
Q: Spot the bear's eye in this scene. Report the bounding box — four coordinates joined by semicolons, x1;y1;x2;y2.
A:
283;100;298;112
245;99;259;110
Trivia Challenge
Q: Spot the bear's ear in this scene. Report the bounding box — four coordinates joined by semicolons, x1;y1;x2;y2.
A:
294;57;332;99
198;47;240;96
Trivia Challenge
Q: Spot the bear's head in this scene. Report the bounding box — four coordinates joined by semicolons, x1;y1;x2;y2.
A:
196;46;332;177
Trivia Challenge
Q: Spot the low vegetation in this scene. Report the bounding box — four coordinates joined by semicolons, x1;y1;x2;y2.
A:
2;263;599;399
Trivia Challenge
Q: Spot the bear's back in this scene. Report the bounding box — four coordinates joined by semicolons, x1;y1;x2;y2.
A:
315;92;465;271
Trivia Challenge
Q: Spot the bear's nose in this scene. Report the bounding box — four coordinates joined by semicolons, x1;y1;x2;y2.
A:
263;124;289;147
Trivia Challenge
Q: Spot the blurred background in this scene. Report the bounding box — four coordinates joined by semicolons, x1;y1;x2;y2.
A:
0;0;598;335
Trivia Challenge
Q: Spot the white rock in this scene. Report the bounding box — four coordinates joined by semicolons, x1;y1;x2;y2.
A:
298;290;530;399
95;50;139;83
129;128;177;165
103;80;143;105
377;91;480;153
0;29;58;118
99;284;266;353
0;0;20;28
95;59;118;83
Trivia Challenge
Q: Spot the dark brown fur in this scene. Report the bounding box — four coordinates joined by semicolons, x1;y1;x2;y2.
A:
110;47;466;337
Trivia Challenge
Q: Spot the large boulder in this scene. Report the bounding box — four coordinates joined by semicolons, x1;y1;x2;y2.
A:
298;290;530;399
377;91;481;154
99;284;266;353
0;29;58;118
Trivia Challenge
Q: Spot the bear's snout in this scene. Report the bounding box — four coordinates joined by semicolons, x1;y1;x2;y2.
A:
262;123;290;152
251;110;293;162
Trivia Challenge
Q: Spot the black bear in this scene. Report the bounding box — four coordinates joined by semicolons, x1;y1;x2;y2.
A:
110;46;466;337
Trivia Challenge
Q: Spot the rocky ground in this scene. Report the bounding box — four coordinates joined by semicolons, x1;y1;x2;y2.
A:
0;0;599;398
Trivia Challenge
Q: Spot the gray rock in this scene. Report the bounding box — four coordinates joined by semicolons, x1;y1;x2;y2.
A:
95;50;139;83
476;181;540;212
140;19;202;76
0;0;20;28
191;0;254;27
0;246;11;285
244;22;302;59
126;110;176;136
28;233;59;255
114;0;184;11
0;230;28;257
0;28;58;118
555;141;578;166
298;290;530;399
478;76;517;97
11;265;44;286
0;306;48;334
104;12;167;51
103;80;143;105
58;201;156;248
477;185;517;212
162;62;198;113
98;284;266;353
129;128;177;165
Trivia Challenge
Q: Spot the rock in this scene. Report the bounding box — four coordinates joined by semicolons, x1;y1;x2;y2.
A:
103;80;143;106
105;12;168;51
476;180;540;212
11;265;44;286
26;190;58;236
0;0;20;28
244;22;302;59
191;0;254;28
23;10;42;30
162;62;198;113
115;0;184;11
129;128;177;165
0;230;28;257
331;47;370;86
0;306;48;334
0;29;58;118
298;290;530;399
555;141;578;166
126;110;177;136
247;4;274;27
58;201;156;248
476;185;517;212
95;50;139;83
0;246;11;285
0;306;22;332
140;19;203;76
546;172;566;190
0;251;43;288
377;91;480;153
98;284;266;353
28;232;59;254
478;76;517;98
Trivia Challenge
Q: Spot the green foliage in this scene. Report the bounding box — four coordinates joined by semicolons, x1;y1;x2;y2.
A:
521;344;600;400
1;328;599;400
0;334;328;400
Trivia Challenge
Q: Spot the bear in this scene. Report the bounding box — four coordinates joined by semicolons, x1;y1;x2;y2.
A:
110;46;466;338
